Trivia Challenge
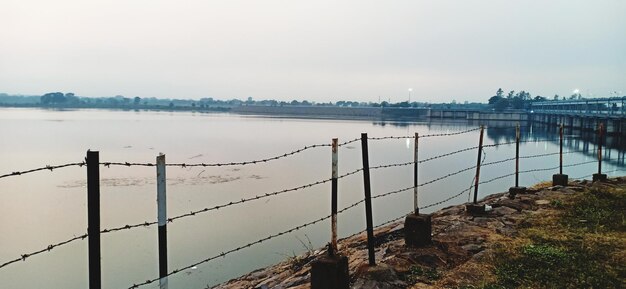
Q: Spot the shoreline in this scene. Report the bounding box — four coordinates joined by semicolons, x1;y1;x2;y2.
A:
211;177;626;289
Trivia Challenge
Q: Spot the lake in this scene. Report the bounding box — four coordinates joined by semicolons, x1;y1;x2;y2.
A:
1;107;624;289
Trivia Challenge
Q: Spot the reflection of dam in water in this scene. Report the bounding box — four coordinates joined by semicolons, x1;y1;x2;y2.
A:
372;119;626;167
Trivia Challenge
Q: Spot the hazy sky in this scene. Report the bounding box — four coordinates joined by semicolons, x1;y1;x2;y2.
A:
1;0;624;103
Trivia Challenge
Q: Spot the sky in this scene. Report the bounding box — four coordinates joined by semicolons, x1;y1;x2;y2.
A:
1;0;625;103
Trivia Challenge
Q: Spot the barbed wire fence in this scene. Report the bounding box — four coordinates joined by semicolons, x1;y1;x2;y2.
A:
0;125;619;289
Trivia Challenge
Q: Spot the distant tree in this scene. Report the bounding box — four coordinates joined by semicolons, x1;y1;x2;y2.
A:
507;90;515;99
570;93;582;100
553;94;560;101
488;95;502;105
494;98;510;111
534;95;547;102
496;88;504;98
488;88;505;107
511;96;525;109
168;102;174;108
41;92;67;105
133;97;141;106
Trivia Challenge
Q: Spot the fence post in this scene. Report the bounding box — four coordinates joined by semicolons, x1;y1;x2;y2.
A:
413;132;419;214
156;154;168;289
310;138;349;289
86;150;101;289
360;133;376;266
593;122;607;181
404;132;431;247
466;126;486;215
552;123;568;186
330;139;339;255
509;123;526;197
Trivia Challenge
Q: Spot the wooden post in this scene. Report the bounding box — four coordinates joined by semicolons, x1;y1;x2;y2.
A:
157;154;168;289
360;133;376;266
86;151;101;289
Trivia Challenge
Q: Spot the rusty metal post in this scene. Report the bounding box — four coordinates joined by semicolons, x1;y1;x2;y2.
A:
360;133;376;266
156;154;168;289
86;150;101;289
330;138;339;255
413;132;419;214
593;123;607;181
467;126;486;214
473;126;484;204
552;124;568;186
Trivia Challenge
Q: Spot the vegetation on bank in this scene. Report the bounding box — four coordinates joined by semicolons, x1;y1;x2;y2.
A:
456;183;625;289
1;88;596;112
1;92;477;110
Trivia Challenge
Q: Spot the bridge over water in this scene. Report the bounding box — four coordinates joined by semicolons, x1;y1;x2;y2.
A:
530;97;626;135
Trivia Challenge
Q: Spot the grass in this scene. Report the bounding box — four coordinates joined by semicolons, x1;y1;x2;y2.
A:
456;183;626;289
403;265;441;284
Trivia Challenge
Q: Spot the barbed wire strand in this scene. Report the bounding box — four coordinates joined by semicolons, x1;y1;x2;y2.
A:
341;158;608;245
367;127;481;141
0;162;85;180
337;138;361;147
0;233;88;269
0;168;366;269
127;199;365;289
0;146;601;271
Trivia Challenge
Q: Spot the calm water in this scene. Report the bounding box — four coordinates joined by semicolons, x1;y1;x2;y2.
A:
1;108;624;289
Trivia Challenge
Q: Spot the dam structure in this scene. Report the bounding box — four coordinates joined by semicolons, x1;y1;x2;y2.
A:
530;97;626;135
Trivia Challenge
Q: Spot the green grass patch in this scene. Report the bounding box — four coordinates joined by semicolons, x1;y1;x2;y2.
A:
403;265;441;284
564;186;626;232
459;185;626;289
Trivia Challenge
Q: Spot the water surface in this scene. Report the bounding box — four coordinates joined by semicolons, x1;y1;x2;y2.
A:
0;108;624;289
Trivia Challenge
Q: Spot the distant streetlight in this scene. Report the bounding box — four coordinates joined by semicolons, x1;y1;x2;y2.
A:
408;88;413;103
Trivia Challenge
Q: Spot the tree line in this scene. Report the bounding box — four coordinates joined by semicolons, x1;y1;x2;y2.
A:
487;88;584;111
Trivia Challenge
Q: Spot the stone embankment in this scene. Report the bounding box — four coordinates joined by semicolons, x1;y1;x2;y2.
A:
212;177;625;289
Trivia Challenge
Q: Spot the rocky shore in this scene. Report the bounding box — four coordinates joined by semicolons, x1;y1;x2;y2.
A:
212;177;626;289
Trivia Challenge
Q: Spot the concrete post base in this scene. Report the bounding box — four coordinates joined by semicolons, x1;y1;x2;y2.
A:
552;174;569;186
465;203;486;215
508;186;526;199
404;213;432;247
311;254;349;289
592;173;607;182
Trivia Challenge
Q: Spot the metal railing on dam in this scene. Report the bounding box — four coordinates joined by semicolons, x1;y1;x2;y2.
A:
531;97;626;117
